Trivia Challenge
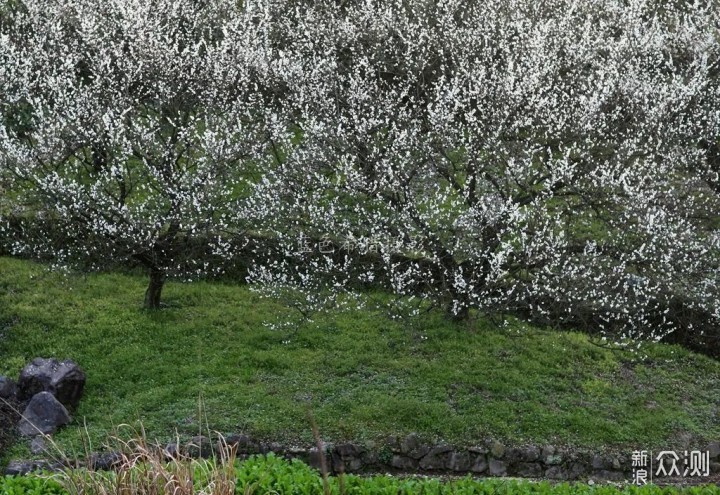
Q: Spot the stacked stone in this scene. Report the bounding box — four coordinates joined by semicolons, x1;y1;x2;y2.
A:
0;357;86;444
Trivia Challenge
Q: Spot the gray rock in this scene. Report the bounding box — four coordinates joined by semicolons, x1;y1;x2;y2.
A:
470;454;488;473
338;456;363;472
284;448;309;466
708;442;720;460
390;455;418;470
655;455;678;475
520;445;541;462
544;452;563;465
164;442;180;459
386;435;401;452
5;461;52;476
332;443;365;473
400;433;430;459
360;449;378;466
5;461;33;476
88;451;123;471
447;451;471;472
468;445;489;455
507;446;541;463
4;460;63;476
592;454;611;470
335;442;362;458
268;442;283;454
541;445;557;463
515;462;543;478
505;447;521;463
17;358;86;409
399;433;418;451
0;376;16;399
224;434;260;454
419;444;453;470
674;431;694;450
18;392;70;436
287;446;309;457
488;459;507;476
595;470;625;481
545;466;567;480
186;435;213;458
308;444;332;471
567;462;588;480
30;436;47;454
488;440;505;459
541;445;555;455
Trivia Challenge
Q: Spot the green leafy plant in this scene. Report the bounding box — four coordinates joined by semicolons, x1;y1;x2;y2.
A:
0;476;67;495
4;454;720;495
377;446;393;466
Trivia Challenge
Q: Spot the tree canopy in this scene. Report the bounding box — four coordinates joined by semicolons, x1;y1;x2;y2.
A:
1;0;719;353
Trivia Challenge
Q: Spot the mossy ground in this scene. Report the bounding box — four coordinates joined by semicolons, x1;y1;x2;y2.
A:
0;256;718;462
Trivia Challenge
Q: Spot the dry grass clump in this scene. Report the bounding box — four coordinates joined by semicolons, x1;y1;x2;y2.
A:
47;427;238;495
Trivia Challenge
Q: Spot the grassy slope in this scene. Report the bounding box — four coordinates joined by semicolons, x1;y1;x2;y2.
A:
0;256;719;458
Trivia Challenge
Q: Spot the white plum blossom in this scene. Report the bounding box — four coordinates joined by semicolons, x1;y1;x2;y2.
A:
243;0;720;349
1;0;719;354
0;0;272;307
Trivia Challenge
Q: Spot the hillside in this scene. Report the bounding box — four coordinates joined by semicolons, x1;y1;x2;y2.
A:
0;257;718;461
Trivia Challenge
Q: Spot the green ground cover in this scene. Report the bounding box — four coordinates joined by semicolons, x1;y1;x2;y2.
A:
2;454;720;495
0;256;719;460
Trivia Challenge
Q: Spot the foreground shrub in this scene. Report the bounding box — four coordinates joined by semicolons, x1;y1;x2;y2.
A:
3;453;714;495
235;454;720;495
0;476;66;495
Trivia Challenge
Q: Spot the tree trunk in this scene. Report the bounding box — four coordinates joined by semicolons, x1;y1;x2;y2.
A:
144;268;165;309
447;299;470;321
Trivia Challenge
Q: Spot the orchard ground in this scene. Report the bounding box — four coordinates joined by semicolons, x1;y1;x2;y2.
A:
0;256;719;464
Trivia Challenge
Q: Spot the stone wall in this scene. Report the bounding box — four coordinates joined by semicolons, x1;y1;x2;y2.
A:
7;432;720;482
4;360;720;483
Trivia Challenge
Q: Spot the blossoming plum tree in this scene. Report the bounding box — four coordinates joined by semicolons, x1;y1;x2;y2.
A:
244;0;720;348
0;0;273;307
1;0;719;354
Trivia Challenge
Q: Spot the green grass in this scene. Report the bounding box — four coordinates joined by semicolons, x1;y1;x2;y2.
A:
0;256;719;459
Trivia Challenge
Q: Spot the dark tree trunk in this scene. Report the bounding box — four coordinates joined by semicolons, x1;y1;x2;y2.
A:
448;303;470;322
144;268;165;309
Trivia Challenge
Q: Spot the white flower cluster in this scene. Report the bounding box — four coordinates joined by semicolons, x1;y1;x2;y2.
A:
0;0;266;296
1;0;719;342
